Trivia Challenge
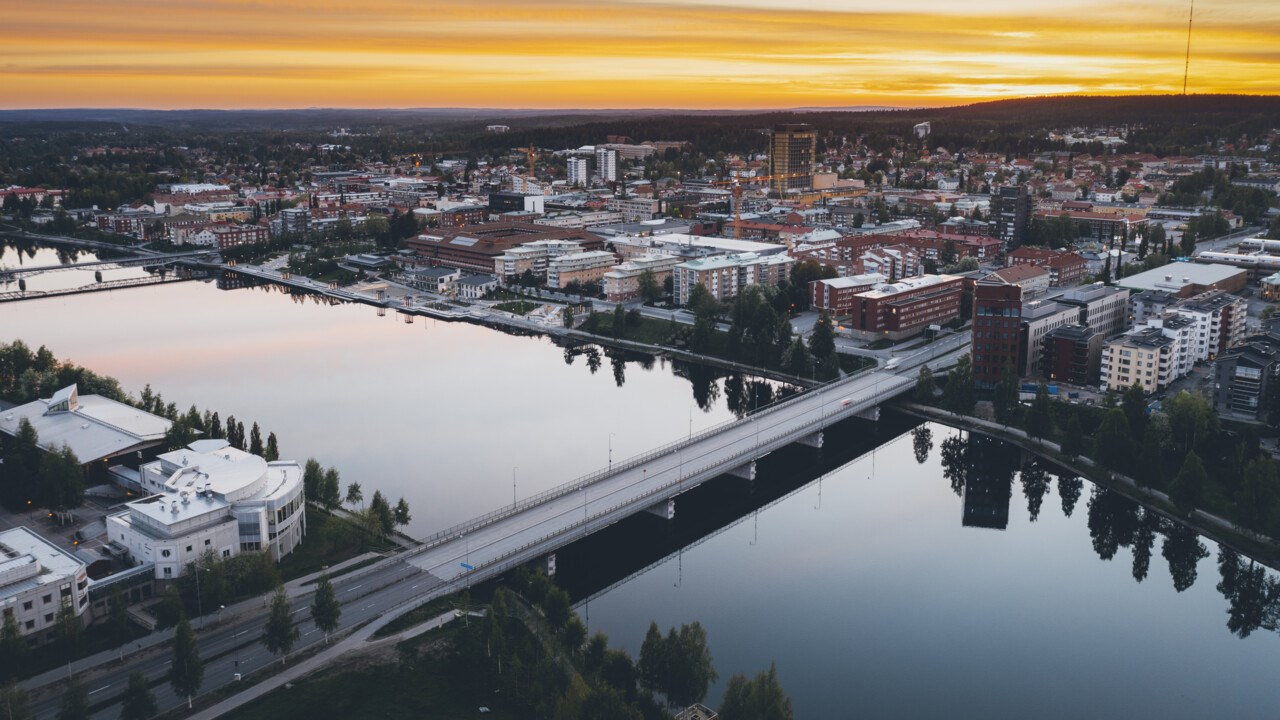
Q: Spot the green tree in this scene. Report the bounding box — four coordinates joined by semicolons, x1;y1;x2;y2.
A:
120;671;157;720
1025;383;1053;442
264;432;279;462
57;677;88;720
1061;414;1084;458
319;468;341;511
687;283;718;321
562;305;575;328
637;269;662;304
1095;408;1133;472
310;575;341;644
155;585;183;630
1238;460;1279;534
249;422;264;456
263;586;300;665
664;622;717;709
719;662;793;720
781;337;811;377
108;584;132;651
0;682;32;720
612;305;626;338
39;444;84;510
302;458;323;502
393;497;412;528
0;613;24;682
344;481;363;510
169;614;203;708
942;355;975;415
56;597;81;662
638;621;668;694
1121;382;1148;439
808;312;837;370
1180;225;1198;256
1170;451;1207;515
914;366;936;403
991;364;1019;425
368;490;394;536
541;587;571;632
561;611;587;652
1165;391;1218;456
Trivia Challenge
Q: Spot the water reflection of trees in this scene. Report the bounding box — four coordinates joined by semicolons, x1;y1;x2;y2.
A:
925;429;1280;641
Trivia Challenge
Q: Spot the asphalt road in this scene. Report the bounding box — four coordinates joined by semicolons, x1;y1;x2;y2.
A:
29;559;434;719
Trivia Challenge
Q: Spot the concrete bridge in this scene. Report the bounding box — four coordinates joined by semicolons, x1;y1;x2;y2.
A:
396;340;964;591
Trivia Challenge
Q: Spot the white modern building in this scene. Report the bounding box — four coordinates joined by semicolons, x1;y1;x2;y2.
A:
107;440;305;580
673;252;795;305
0;527;89;645
596;147;618;183
546;250;619;289
603;253;683;301
567;158;590;187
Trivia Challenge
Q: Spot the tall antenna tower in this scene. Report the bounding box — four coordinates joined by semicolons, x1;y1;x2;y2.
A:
1182;0;1195;95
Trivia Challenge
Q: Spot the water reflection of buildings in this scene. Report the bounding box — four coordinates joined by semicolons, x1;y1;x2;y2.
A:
960;434;1016;530
962;469;1012;530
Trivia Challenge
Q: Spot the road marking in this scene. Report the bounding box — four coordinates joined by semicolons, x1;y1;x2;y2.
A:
89;685;111;695
344;584;363;592
233;630;248;638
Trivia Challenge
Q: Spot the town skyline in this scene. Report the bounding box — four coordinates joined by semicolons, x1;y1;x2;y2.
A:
2;0;1278;110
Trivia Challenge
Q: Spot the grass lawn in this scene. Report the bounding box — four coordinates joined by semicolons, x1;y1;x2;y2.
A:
279;511;393;582
493;300;539;316
372;592;465;638
221;630;517;720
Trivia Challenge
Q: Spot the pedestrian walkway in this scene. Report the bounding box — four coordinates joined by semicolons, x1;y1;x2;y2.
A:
187;609;476;720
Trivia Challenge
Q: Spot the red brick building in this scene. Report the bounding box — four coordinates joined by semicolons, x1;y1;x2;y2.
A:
1007;246;1088;287
208;224;269;249
972;280;1024;387
847;274;963;340
810;273;887;315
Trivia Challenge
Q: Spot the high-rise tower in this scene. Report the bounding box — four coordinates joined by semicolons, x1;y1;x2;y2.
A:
768;124;816;195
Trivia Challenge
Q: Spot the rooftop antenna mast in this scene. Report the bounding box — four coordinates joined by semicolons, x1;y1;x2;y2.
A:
1182;0;1195;95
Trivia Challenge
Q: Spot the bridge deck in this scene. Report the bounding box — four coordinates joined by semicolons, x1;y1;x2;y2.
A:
405;369;915;586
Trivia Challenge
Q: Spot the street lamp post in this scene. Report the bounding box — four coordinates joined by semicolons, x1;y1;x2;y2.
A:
194;564;208;628
608;433;615;471
512;466;518;508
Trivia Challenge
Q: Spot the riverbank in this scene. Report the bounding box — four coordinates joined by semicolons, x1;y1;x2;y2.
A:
893;401;1280;571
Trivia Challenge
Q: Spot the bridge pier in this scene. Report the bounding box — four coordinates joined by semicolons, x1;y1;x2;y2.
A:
643;498;676;520
726;460;756;481
543;554;557;576
854;405;880;422
796;431;824;449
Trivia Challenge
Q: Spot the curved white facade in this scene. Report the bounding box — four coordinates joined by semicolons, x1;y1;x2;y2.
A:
108;440;305;580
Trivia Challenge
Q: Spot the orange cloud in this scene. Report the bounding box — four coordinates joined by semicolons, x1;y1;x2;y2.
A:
0;0;1275;108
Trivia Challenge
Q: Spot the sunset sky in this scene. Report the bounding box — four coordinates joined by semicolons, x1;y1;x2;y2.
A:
2;0;1277;109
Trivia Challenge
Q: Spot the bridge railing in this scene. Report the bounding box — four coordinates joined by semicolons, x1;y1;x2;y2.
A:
407;367;898;557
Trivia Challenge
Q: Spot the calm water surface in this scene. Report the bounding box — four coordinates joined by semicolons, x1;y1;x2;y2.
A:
5;242;1280;718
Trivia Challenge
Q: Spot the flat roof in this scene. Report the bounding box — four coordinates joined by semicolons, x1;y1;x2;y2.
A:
821;273;887;289
1117;262;1246;292
0;527;85;600
0;387;171;464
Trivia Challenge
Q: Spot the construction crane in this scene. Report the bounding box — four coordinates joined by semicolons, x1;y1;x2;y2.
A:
710;173;812;239
520;145;538;177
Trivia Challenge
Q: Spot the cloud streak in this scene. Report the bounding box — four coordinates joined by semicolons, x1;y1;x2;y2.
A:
0;0;1275;108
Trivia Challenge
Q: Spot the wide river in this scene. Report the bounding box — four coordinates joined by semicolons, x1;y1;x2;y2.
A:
5;242;1280;718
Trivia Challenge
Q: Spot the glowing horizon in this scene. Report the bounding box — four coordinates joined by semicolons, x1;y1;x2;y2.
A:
1;0;1277;110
